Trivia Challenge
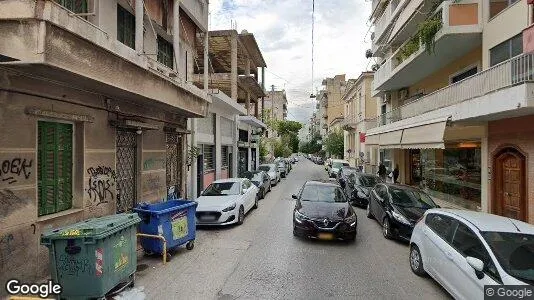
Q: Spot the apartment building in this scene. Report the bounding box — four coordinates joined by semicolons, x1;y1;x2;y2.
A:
368;0;534;223
342;72;378;170
190;29;267;197
322;74;346;133
0;0;209;286
316;90;328;138
263;90;288;138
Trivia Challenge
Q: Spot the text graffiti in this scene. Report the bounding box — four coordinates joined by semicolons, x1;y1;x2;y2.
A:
57;254;91;276
86;166;116;207
0;234;14;268
0;158;33;185
0;189;29;218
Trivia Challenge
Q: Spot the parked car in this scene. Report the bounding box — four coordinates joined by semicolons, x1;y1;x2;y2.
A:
248;170;271;199
275;160;288;177
345;173;381;207
367;183;439;240
410;209;534;299
258;163;280;186
329;159;350;178
285;158;292;172
336;166;359;188
195;178;259;226
316;157;324;165
292;180;357;241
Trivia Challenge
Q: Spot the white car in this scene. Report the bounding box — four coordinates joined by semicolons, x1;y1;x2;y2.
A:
409;209;534;300
329;159;350;178
195;178;259;226
258;164;280;186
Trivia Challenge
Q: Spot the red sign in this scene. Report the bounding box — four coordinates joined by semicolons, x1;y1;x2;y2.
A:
359;132;366;143
529;0;534;5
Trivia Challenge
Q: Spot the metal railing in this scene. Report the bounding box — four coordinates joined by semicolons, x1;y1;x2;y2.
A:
368;52;534;130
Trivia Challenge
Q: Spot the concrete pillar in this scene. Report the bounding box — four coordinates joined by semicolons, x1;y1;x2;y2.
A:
231;34;238;100
248;145;252;171
135;0;144;54
187;118;198;200
233;115;239;177
481;123;489;213
254;101;259;118
204;31;209;90
261;67;265;122
246;91;251;115
245;59;251;76
172;0;180;73
215;114;221;179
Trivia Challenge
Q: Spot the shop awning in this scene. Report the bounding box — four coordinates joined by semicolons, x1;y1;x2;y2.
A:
379;130;403;149
401;120;448;149
366;133;379;145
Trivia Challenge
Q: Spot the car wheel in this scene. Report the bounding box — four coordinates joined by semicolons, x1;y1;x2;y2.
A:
237;206;245;225
366;203;373;219
382;217;393;239
253;195;259;209
410;244;426;277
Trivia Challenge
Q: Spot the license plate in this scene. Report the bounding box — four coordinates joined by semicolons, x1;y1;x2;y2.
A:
318;233;334;240
200;215;217;221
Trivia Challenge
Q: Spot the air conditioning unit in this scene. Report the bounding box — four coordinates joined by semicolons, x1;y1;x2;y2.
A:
383;92;391;104
399;88;409;100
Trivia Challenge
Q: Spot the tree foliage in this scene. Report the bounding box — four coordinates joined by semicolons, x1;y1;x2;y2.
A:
324;130;344;158
274;120;303;137
272;139;292;157
299;133;323;154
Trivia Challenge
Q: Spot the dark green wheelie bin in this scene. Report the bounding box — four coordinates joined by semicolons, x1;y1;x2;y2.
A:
40;213;140;300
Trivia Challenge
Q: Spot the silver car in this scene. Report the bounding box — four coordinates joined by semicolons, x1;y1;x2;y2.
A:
258;164;281;185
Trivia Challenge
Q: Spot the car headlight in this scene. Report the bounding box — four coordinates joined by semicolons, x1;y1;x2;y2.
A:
222;203;236;212
392;211;411;225
294;210;309;222
344;212;357;224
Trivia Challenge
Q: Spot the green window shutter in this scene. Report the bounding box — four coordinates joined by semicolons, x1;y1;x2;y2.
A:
38;122;73;216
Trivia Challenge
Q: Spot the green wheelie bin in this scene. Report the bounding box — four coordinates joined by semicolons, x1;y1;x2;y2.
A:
40;213;140;300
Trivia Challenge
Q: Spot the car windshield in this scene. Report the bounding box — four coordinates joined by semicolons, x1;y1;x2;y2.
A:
357;176;379;187
251;173;263;182
389;187;437;208
258;165;272;172
300;185;347;203
482;232;534;285
202;182;240;196
332;162;349;168
342;168;357;176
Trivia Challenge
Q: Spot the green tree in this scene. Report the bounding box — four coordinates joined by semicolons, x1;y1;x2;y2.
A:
259;138;269;163
274;120;303;137
272;139;291;157
324;130;344;158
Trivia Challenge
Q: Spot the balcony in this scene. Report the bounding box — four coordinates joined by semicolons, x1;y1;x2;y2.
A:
342;115;358;129
373;0;482;93
368;53;534;131
373;0;406;51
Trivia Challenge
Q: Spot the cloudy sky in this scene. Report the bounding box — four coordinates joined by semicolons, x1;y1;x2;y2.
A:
208;0;373;123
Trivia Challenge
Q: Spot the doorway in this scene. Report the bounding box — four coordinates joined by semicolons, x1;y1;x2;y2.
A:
116;130;137;213
493;147;527;221
166;133;183;199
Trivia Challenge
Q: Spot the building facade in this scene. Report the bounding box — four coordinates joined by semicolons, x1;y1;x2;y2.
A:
368;0;534;222
0;0;209;287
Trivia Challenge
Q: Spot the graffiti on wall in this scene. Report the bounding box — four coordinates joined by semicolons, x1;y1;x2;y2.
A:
0;189;30;218
86;166;116;207
57;253;91;276
143;158;165;170
0;158;33;185
0;233;14;268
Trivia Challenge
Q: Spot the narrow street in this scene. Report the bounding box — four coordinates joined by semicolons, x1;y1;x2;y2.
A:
135;159;450;299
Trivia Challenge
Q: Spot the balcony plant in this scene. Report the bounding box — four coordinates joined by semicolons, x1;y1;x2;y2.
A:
418;15;442;54
397;34;420;64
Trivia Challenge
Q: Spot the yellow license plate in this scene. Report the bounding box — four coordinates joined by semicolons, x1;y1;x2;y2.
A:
318;233;334;240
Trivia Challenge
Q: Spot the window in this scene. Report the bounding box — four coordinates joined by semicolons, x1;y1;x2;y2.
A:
38;121;73;216
490;0;520;19
157;36;174;69
452;223;501;282
221;146;229;168
425;214;455;241
490;33;523;67
451;67;478;84
55;0;88;13
117;5;135;49
203;145;215;171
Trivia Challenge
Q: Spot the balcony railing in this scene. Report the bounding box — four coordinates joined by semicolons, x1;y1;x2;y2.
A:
374;0;404;43
368;52;534;130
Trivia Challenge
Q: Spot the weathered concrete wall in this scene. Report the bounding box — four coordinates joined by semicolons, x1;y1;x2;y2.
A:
0;70;187;292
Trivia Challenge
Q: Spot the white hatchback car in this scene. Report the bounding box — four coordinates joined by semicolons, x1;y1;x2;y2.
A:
409;209;534;300
195;178;259;226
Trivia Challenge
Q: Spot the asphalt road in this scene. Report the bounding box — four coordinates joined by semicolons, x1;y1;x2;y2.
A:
134;159;451;300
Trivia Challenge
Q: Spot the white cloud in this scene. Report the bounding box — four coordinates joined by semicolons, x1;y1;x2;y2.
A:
209;0;372;122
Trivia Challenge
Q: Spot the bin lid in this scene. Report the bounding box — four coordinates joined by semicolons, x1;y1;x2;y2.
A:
41;213;141;241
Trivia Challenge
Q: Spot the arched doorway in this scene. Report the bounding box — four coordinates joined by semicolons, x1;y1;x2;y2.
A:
492;147;527;221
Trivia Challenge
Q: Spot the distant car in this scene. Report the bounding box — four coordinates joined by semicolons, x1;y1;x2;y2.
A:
367;183;439;240
336;166;359;188
292;180;357;242
345;173;381;207
316;157;324;165
275;160;288;177
258;164;280;186
248;170;272;199
329;160;350;178
195;178;259;226
410;209;534;299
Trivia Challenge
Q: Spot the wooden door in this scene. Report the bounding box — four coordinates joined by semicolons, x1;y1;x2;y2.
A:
494;149;526;221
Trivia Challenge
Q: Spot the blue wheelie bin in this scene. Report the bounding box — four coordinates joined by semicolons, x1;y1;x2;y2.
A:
133;200;197;254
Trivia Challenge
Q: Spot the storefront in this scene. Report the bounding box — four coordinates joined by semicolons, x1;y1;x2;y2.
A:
409;142;482;210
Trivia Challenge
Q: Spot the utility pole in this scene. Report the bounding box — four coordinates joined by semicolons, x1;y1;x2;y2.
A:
261;67;265;123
